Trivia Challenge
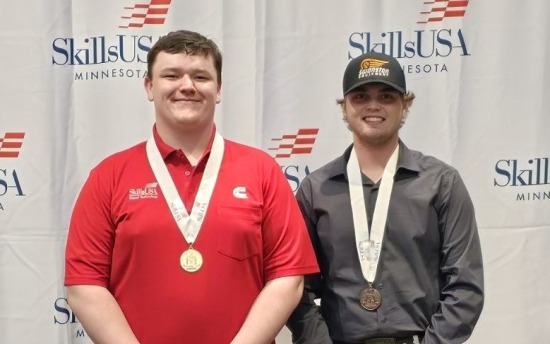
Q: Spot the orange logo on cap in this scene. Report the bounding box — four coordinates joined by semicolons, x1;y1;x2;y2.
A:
360;59;389;70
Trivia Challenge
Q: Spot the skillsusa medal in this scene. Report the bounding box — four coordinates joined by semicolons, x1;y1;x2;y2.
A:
347;145;399;311
147;131;224;273
180;248;203;273
359;285;382;311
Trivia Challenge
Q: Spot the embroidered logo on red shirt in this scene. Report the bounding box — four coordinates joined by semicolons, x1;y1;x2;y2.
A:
232;186;248;199
268;128;319;159
418;0;469;24
119;0;172;29
129;182;159;200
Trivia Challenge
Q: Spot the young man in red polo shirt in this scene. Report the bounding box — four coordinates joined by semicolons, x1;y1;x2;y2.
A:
64;30;319;344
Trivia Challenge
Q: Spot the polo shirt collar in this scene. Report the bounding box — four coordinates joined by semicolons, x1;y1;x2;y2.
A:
152;124;216;162
325;139;422;180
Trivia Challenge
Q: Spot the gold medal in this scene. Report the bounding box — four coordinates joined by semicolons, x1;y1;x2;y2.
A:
359;285;382;311
180;248;203;273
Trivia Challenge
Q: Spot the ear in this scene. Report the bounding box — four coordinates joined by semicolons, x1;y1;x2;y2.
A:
216;81;222;104
342;111;349;125
144;77;154;102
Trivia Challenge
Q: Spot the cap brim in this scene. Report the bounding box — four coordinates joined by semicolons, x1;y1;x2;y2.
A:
344;79;405;95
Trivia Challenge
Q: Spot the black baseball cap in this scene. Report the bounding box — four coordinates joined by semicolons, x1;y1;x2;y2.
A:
342;51;406;95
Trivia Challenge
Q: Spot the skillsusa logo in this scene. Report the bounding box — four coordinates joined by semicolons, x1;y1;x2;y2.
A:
494;157;550;202
129;182;159;200
418;0;469;24
51;0;174;81
0;132;25;158
0;132;26;211
268;128;319;159
268;128;319;192
347;0;471;75
120;0;172;29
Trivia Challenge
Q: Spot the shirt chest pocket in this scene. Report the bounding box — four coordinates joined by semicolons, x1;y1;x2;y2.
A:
216;205;262;261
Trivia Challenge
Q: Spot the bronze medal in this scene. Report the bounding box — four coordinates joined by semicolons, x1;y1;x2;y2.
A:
180;248;203;273
359;286;382;310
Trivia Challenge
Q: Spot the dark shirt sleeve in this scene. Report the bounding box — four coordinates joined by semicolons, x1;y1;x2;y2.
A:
423;170;484;344
286;177;333;344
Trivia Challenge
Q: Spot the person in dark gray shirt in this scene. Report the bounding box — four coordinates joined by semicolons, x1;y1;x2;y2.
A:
286;51;484;344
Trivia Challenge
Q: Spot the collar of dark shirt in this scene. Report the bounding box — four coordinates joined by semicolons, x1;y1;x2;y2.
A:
324;139;421;182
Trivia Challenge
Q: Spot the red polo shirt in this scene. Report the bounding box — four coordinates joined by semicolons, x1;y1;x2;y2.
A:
65;127;319;343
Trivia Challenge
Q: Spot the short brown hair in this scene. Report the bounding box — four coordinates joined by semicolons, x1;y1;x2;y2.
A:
147;30;222;83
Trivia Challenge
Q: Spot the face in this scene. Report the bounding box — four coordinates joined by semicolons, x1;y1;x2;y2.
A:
343;83;406;147
144;51;221;133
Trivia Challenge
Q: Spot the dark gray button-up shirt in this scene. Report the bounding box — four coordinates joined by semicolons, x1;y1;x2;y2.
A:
287;142;484;344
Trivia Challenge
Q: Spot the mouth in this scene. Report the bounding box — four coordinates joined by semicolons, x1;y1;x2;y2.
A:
172;98;201;105
362;116;385;123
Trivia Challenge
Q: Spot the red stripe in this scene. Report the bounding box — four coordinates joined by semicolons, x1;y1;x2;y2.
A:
4;132;25;139
144;18;166;24
147;8;169;14
131;13;147;18
134;4;150;9
281;135;298;139
427;17;444;22
297;128;319;135
444;10;466;17
291;147;313;154
294;138;316;144
278;144;294;149
275;153;291;158
448;0;468;7
128;23;144;28
1;142;23;149
151;0;172;4
0;151;19;158
430;7;446;12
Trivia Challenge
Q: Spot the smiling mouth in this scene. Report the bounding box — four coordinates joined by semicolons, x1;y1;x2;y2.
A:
363;116;384;123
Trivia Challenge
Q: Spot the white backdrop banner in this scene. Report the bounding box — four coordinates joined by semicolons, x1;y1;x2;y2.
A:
1;0;549;343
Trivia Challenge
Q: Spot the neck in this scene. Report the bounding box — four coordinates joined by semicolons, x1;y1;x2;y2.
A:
353;138;399;183
156;122;214;166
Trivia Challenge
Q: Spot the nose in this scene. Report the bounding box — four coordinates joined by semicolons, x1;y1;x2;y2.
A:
365;98;381;111
178;75;195;92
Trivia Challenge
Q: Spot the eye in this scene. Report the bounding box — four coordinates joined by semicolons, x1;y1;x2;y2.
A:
194;74;209;81
351;92;367;101
379;92;397;103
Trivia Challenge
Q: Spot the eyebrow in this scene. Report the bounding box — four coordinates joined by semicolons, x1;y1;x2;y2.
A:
159;67;212;75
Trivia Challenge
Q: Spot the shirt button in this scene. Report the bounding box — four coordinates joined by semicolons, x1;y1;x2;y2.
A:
184;171;191;177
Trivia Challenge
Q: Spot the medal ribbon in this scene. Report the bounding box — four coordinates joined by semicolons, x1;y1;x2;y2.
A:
146;131;224;245
347;144;399;283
